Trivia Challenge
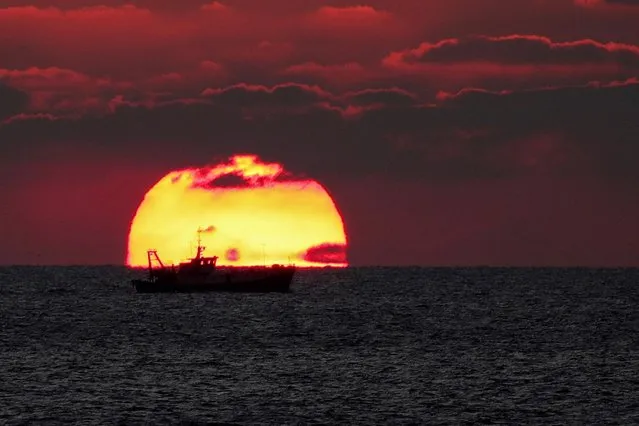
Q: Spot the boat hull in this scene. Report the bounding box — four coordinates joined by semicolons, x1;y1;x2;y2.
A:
131;266;295;293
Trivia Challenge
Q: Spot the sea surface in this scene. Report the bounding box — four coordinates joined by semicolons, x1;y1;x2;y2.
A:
1;266;638;424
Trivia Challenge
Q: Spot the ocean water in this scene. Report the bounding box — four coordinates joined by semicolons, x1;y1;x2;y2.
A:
1;266;637;425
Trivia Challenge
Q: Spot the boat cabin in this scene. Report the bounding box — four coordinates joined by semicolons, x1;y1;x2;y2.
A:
143;227;219;280
178;254;218;274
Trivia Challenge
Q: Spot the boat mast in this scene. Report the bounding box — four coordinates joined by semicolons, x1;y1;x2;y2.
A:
195;227;206;259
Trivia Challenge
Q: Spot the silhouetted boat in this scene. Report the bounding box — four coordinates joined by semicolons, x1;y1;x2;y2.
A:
131;229;296;293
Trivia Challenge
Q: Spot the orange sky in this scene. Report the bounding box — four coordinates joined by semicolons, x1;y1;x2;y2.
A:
1;0;639;266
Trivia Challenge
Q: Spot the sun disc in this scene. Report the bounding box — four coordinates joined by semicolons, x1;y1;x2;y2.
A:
126;155;348;268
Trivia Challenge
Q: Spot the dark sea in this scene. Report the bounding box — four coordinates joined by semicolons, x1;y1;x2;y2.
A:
1;266;638;425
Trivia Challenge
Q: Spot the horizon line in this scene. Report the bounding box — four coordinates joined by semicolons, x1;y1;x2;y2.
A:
1;263;638;269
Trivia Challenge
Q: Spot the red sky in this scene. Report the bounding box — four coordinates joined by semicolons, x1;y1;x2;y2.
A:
1;0;639;266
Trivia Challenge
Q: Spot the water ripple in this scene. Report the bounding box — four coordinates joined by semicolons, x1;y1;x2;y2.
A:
1;266;637;424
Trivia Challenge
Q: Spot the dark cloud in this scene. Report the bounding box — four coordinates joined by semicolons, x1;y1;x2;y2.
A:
604;0;639;4
203;172;250;188
190;170;297;189
0;83;29;120
2;79;638;183
201;83;331;108
383;35;639;92
576;0;639;7
396;35;639;66
432;79;639;178
302;243;347;264
341;88;417;106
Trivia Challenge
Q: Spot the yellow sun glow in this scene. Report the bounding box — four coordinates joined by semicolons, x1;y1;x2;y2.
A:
126;155;348;267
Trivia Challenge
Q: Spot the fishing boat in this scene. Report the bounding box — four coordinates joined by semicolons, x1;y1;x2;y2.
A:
131;229;296;293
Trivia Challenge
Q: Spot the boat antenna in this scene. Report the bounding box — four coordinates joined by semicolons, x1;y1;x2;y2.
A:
195;227;206;259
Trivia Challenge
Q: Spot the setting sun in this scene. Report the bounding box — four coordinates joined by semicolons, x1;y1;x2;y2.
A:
126;155;347;268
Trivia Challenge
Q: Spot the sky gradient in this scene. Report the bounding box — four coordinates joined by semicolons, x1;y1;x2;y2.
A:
1;0;639;266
